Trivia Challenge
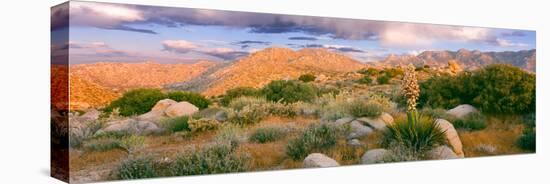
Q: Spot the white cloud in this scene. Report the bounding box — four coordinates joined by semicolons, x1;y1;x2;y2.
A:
162;40;199;53
495;38;528;47
70;2;144;27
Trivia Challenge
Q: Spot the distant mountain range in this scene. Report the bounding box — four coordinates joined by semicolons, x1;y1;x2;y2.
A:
371;49;536;72
65;47;536;109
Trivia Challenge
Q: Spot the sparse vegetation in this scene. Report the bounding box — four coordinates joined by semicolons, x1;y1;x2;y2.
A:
357;76;373;84
162;116;190;133
377;75;391;84
171;142;250;175
286;123;340;160
117;156;158;179
188;118;221;132
249;126;288;143
221;87;260;106
298;73;316;82
347;100;383;118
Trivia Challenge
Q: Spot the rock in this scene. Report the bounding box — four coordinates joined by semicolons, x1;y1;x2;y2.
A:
435;119;464;157
303;153;340;168
165;101;199;118
347;120;373;139
98;119;163;135
357;112;394;131
151;99;177;112
427;146;458;160
137;110;165;123
215;110;228;122
333;117;354;127
80;109;100;121
347;139;363;147
361;149;389;164
446;104;478;119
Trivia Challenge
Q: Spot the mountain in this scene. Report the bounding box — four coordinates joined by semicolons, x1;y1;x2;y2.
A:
68;75;120;110
167;47;366;96
70;61;216;92
372;49;536;72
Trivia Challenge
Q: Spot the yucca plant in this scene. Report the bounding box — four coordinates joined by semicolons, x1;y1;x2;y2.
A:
382;64;446;155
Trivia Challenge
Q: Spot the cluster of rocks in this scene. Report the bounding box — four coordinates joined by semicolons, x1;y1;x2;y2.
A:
332;112;394;147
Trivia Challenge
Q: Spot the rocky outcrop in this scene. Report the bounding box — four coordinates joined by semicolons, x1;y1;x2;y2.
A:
361;149;390;164
446;104;478;119
165;101;199;118
427;146;458;160
347;120;373;139
96;119;163;136
435;119;464;157
303;153;340;168
356;112;394;130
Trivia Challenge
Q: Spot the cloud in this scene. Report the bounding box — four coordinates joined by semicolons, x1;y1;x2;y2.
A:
303;44;364;53
232;40;271;49
69;41;131;57
492;38;529;47
162;39;248;60
501;31;526;37
288;36;318;41
51;3;69;31
162;40;199;53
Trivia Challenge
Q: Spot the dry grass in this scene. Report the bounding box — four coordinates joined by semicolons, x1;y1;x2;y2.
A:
70;149;127;171
459;116;529;157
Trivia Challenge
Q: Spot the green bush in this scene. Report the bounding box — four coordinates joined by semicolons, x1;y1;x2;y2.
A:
358;68;380;76
517;129;536;151
452;112;487;131
348;100;383;118
419;64;535;114
166;91;211;109
171;142;250;175
249;126;287;143
357;76;373;84
419;107;449;119
382;115;446;154
383;68;404;78
227;104;268;125
298;73;316;82
104;89;166;116
286;123;340;160
316;85;340;97
377;75;391;84
264;102;297;117
261;80;317;104
82;138;122;152
117;156;157;179
228;96;268;111
162;116;190;133
221;87;260;106
188;118;221;133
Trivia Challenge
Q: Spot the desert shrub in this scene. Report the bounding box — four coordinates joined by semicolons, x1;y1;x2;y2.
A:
358;68;380;76
249;126;288;143
381;143;422;163
82;138;121;152
166;91;211;109
261;80;317;103
69;121;103;148
227;104;268;125
419;64;535;114
228;96;268;111
119;135;146;154
347;100;383;118
104;89;166;116
162;116;190;133
264;102;297;117
298;73;316;82
286;123;340;160
357;76;373;84
316;85;340;97
117;156;157;179
221;87;260;106
382;115;446;155
171;142;250;175
452;112;487;131
377;75;391;84
383;68;404;78
188;118;221;132
517;128;536;151
215;124;245;148
294;101;319;117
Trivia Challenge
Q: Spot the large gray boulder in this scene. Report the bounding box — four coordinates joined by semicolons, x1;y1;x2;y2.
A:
435;119;464;157
303;153;340;168
165;101;199;118
361;149;390;164
333;117;354;127
80;109;100;121
446;104;478;119
347;120;373;139
151;99;177;112
97;119;163;135
427;146;459;160
357;112;394;131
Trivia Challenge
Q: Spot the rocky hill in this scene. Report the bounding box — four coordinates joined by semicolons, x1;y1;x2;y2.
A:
167;47;366;96
372;49;536;72
68;75;120;110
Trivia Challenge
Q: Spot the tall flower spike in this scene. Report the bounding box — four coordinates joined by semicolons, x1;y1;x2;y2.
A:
402;64;420;112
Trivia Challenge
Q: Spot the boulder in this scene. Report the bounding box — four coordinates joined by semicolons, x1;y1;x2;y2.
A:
347;120;373;139
165;101;199;118
427;146;458;160
136;110;165;123
215;110;228;122
357;112;394;131
446;104;478;119
333;117;354;127
97;119;163;135
303;153;340;168
361;149;389;164
435;119;464;157
151;99;177;112
80;109;100;121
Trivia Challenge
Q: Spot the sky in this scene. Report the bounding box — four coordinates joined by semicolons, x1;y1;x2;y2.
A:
51;1;536;64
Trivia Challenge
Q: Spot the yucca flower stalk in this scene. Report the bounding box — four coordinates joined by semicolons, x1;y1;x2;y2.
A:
402;64;420;125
